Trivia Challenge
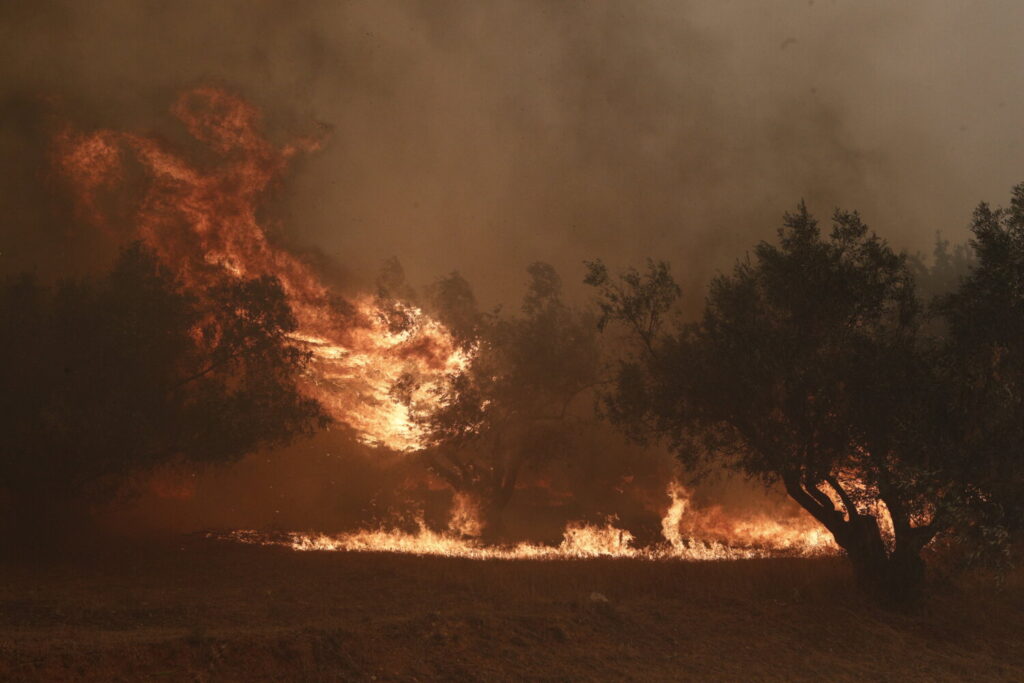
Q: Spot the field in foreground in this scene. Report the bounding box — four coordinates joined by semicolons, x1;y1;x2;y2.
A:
1;537;1023;681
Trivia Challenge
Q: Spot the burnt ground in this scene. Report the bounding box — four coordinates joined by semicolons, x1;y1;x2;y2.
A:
1;536;1022;681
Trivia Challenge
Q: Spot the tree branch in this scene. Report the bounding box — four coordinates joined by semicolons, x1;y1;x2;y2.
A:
782;471;844;537
826;475;859;521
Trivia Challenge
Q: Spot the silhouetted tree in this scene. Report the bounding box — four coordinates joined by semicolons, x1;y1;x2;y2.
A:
420;263;602;539
425;270;481;346
586;204;991;602
938;185;1024;550
0;244;328;544
910;234;975;300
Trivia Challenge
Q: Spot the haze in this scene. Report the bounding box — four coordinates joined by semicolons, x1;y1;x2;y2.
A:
3;0;1023;306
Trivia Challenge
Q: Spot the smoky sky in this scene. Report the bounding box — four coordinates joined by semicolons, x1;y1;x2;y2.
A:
2;0;1024;306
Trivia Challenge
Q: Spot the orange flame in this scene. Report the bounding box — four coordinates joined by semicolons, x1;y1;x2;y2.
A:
447;492;484;537
54;87;467;451
662;481;837;555
54;89;846;556
220;480;838;560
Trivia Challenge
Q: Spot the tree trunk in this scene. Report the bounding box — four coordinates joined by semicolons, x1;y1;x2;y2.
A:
834;514;916;602
479;500;509;543
477;482;517;543
782;474;929;605
478;456;520;543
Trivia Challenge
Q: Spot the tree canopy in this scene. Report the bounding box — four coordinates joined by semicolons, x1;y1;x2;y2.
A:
417;263;603;538
938;186;1024;541
0;244;328;540
587;197;1024;601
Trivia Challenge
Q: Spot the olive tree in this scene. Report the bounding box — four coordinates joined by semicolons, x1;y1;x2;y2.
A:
587;205;972;601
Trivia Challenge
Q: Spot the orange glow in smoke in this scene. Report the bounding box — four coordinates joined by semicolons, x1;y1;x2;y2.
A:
56;89;845;560
54;87;467;451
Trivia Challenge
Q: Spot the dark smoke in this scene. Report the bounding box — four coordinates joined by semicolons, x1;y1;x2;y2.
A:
5;1;1023;299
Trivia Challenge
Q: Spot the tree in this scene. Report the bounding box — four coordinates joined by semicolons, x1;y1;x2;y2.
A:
0;244;328;544
938;185;1024;547
587;205;973;601
419;263;602;539
909;234;974;300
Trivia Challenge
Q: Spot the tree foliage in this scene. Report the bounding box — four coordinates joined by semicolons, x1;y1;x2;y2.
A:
587;199;1023;601
0;244;328;537
938;186;1024;544
419;263;602;538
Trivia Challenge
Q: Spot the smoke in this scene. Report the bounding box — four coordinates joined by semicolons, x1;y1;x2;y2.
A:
4;1;1024;300
4;0;1022;537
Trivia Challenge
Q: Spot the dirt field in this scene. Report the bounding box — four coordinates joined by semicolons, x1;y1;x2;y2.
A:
1;536;1022;681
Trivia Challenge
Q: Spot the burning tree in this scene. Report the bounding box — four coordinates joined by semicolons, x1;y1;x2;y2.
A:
416;263;602;540
0;244;328;546
586;201;1022;601
52;86;468;455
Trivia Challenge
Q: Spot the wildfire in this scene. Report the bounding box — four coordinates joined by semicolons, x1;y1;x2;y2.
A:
55;88;843;561
447;492;484;537
219;481;838;561
661;481;837;553
54;87;467;451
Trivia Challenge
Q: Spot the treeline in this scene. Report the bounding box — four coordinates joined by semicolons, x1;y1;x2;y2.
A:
382;186;1024;603
2;185;1022;605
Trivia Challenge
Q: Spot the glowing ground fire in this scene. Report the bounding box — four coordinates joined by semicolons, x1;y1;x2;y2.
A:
54;86;467;451
219;482;838;560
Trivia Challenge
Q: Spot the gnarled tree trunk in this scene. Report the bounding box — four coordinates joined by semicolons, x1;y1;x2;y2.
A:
783;473;935;604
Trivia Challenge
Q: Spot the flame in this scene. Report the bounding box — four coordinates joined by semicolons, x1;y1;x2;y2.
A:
661;481;837;555
54;87;467;451
53;89;846;556
447;492;484;537
660;480;689;548
218;481;838;561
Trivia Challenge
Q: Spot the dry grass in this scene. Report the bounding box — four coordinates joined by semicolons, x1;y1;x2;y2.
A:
1;536;1022;681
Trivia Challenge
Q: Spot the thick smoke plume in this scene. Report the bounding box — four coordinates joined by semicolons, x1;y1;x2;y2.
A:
4;1;1022;302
